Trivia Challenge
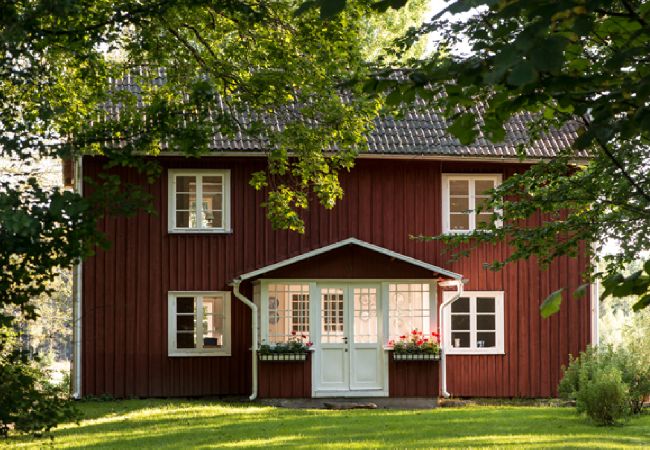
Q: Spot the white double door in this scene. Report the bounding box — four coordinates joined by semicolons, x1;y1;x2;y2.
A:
314;283;386;396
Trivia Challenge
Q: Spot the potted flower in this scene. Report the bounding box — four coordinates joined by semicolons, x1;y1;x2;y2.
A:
388;329;440;361
258;331;313;361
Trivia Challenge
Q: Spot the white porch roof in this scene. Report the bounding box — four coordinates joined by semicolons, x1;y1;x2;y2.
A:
232;237;463;282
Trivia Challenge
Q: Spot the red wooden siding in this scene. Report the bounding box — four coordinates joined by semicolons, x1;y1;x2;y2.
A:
258;356;312;398
81;156;591;398
389;359;439;397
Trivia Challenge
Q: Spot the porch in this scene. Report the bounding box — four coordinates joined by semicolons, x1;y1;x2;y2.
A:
231;238;463;399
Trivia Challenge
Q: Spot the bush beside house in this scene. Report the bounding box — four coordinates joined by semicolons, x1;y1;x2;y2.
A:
559;346;650;425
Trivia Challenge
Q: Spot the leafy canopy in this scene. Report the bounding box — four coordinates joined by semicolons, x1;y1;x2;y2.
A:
353;0;650;314
0;0;386;329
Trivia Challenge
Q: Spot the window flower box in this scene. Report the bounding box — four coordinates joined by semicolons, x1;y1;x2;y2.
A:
258;332;312;362
258;353;308;362
388;328;441;362
392;352;440;361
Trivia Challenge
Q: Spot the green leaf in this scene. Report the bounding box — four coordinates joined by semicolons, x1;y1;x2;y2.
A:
530;36;566;72
371;0;408;13
644;259;650;275
632;294;650;312
448;113;477;145
573;283;589;299
506;62;538;87
319;0;346;19
295;0;317;16
540;289;564;318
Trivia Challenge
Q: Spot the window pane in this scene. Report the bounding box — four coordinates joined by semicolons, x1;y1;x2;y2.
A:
203;326;223;348
387;284;430;341
203;176;223;191
353;288;378;344
450;214;469;230
176;176;196;193
477;297;495;313
476;213;492;228
451;332;470;348
176;211;190;228
451;314;470;330
176;193;192;210
321;289;344;343
450;197;469;213
450;180;469;195
177;332;196;349
203;208;223;228
203;296;224;315
477;332;496;348
475;196;492;213
451;297;470;313
267;284;310;343
177;297;195;313
177;315;195;331
477;314;495;330
291;294;310;334
475;179;495;195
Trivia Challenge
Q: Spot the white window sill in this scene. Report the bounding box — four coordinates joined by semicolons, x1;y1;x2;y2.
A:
168;351;232;357
445;349;505;356
168;229;233;235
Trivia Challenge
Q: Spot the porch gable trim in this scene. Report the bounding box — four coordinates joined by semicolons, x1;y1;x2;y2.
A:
232;237;462;282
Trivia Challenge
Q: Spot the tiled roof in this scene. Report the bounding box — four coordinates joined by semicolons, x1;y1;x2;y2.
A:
105;72;582;159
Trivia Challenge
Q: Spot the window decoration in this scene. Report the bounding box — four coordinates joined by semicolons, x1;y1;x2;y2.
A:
387;283;432;342
443;291;505;355
266;284;311;344
442;174;501;233
168;292;231;356
168;169;231;232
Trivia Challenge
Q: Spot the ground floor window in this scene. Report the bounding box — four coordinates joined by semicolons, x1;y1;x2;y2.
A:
266;283;311;343
387;283;434;342
168;291;231;356
443;291;504;354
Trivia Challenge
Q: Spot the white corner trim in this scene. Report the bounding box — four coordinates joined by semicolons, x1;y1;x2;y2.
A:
72;156;83;399
233;238;462;282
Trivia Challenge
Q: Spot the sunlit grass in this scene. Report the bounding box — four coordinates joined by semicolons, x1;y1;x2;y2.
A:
5;399;650;448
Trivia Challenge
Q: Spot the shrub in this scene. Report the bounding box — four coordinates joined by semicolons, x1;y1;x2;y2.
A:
0;329;81;437
575;366;630;425
559;345;650;425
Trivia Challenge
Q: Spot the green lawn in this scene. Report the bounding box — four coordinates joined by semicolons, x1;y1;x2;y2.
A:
5;399;650;448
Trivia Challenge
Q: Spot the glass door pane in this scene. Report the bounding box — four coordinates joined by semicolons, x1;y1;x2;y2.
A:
353;287;378;344
321;288;345;344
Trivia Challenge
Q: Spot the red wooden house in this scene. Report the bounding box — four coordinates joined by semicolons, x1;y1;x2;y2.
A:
70;100;597;400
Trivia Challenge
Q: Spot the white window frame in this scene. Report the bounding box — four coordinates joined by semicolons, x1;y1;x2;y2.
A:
443;291;505;355
168;169;231;233
386;282;438;343
261;282;313;345
168;291;232;357
441;174;502;234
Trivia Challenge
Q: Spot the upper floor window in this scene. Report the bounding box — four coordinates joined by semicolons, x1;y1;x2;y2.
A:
443;291;504;355
442;174;501;233
168;169;231;233
168;291;231;356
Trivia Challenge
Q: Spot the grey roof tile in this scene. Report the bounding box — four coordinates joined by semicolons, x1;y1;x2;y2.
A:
104;73;583;159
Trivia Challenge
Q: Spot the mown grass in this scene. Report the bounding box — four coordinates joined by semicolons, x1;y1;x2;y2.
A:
5;399;650;448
